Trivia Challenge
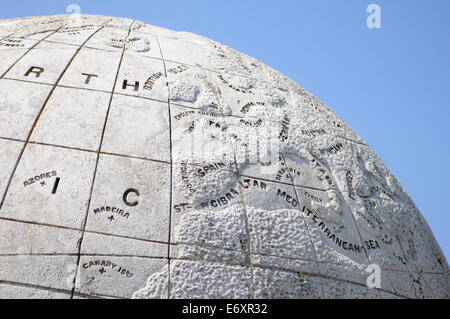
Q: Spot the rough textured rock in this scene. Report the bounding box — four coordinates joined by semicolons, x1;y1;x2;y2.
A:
0;14;447;299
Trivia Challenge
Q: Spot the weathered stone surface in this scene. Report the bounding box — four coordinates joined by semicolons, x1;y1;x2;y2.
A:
0;14;448;299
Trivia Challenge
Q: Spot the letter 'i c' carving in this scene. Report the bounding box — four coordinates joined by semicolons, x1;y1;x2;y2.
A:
123;188;140;207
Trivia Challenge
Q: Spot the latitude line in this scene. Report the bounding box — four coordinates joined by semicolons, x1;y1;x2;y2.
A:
0;75;253;120
0;22;35;42
3;35;204;71
0;72;373;151
2;26;369;147
0;19;64;55
0;259;410;300
0;214;180;247
0;253;168;260
0;263;404;300
70;19;136;299
0;135;172;165
0;210;440;298
162;255;412;299
1;211;329;260
2;72;330;127
0;135;329;193
1;238;441;275
6;32;261;84
335;134;368;147
0;248;436;298
0;280;124;299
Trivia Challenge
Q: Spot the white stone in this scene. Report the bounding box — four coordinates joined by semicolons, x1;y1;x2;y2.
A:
0;14;447;299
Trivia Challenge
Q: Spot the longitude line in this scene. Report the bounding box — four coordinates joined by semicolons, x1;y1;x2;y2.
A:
0;23;93;210
339;144;370;259
152;27;174;300
280;153;325;298
192;62;256;297
70;19;135;299
178;37;263;297
0;19;114;299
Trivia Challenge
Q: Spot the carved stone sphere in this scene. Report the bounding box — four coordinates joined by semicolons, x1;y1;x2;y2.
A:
0;14;448;299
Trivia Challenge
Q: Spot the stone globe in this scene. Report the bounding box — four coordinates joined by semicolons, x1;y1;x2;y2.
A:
0;14;447;299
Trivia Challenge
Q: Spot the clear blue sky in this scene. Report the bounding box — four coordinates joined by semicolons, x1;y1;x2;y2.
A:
1;1;449;260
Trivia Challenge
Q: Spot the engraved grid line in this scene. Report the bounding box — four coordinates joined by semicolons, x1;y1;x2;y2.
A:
0;20;38;43
348;143;423;285
390;220;440;298
151;24;174;300
0;210;440;299
280;153;325;298
153;255;415;299
2;35;204;72
0;253;168;260
0;22;107;211
70;19;136;299
4;32;265;85
0;16;436;299
0;213;178;247
0;135;171;165
382;196;445;298
0;27;65;79
0;213;441;272
0;135;329;192
0;76;370;148
0;259;413;300
4;20;376;130
193;58;257;299
0;280;124;299
315;143;370;260
4;33;256;77
0;221;441;274
163;33;260;297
